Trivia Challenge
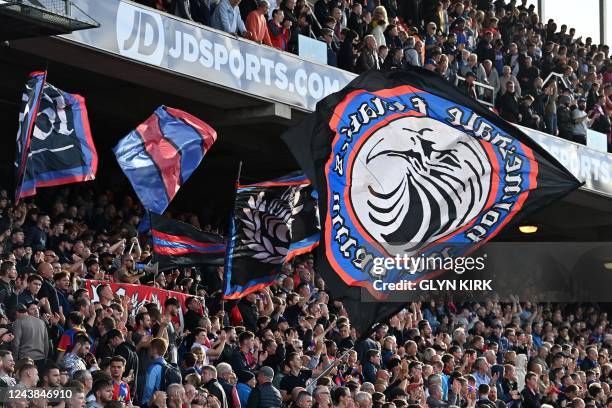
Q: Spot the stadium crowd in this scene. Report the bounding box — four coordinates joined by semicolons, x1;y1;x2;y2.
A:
135;0;612;150
0;179;609;408
0;1;610;408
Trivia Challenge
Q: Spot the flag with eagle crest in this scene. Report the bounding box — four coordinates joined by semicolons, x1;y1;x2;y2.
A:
281;68;581;336
223;173;320;299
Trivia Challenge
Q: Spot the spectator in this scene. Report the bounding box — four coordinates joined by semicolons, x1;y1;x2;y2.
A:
519;95;542;130
90;377;115;408
357;35;380;73
62;333;91;377
382;48;404;70
202;365;228;407
268;9;290;50
11;302;48;370
404;36;422;67
211;0;251;37
461;72;479;100
518;56;540;95
109;356;131;403
571;97;595;143
337;29;359;72
483;59;500;98
245;1;273;46
217;362;241;408
499;65;522;97
141;337;171;406
313;0;330;26
237;369;256;406
347;3;366;40
16;362;39;389
557;94;574;140
0;261;17;318
522;372;542;408
191;0;212;26
320;28;338;67
497;81;521;123
25;212;49;252
247;365;281;407
0;350;15;387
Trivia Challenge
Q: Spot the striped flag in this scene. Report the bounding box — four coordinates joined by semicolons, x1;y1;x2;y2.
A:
151;213;225;270
113;106;216;214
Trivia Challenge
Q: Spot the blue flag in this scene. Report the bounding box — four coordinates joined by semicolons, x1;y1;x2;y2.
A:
113;106;217;214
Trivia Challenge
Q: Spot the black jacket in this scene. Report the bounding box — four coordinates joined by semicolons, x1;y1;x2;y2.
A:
191;0;211;26
521;388;541;408
205;378;228;408
38;278;60;315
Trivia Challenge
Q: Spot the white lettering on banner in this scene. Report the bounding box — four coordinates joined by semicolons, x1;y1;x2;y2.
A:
116;2;165;65
295;69;308;96
521;127;612;190
114;2;346;108
183;32;199;62
199;39;214;67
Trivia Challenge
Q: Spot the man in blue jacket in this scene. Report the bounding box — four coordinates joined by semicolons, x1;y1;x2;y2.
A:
141;338;169;406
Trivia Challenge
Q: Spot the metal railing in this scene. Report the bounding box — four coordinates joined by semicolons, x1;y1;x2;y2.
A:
455;75;496;108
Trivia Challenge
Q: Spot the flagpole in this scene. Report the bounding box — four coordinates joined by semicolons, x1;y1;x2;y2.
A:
220;160;243;321
15;70;48;204
306;348;353;393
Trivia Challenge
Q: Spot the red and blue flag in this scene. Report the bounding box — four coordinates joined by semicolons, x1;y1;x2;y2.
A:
113;106;217;214
151;213;225;271
15;71;97;202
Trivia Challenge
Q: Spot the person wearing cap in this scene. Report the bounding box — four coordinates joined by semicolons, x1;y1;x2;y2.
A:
247;365;282;408
3;228;24;253
11;300;49;372
461;71;479;100
84;256;102;280
237;370;256;406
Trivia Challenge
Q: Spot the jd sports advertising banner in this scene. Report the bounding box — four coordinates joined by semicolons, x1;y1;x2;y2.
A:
63;0;355;111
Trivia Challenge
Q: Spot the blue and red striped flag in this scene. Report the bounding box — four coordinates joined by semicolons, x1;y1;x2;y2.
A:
151;213;225;270
113;106;217;214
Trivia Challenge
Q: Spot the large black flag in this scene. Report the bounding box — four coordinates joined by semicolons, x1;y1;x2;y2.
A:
151;213;225;270
223;173;320;299
282;68;581;335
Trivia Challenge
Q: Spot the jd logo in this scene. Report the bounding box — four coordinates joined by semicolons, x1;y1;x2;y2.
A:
116;2;165;65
